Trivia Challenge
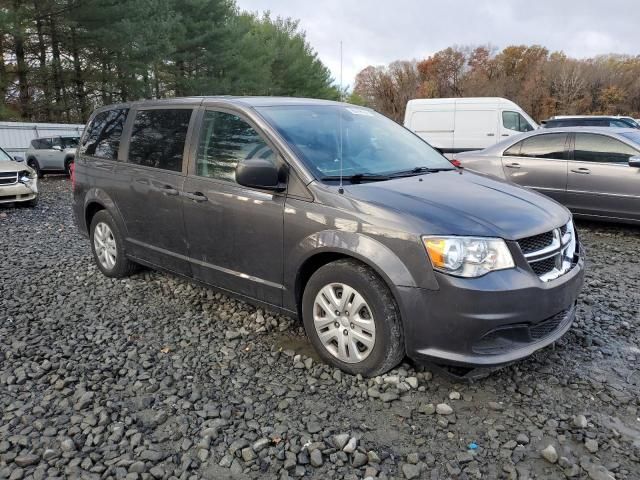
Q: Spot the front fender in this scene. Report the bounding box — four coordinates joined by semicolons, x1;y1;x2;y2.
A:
289;230;439;294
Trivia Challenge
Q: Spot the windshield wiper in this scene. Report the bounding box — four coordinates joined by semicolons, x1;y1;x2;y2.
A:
388;166;455;177
320;173;392;183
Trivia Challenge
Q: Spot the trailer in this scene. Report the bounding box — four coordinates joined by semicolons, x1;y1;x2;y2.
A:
0;121;85;158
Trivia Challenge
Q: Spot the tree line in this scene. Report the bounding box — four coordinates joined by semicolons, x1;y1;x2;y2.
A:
352;45;640;123
0;0;339;123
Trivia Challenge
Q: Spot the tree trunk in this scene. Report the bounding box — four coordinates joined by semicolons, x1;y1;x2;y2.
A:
0;34;7;105
49;15;65;121
13;0;30;119
34;0;51;120
70;26;88;121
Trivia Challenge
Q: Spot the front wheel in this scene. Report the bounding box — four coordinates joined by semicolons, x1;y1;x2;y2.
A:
27;158;43;178
90;210;138;278
64;157;74;177
302;259;405;376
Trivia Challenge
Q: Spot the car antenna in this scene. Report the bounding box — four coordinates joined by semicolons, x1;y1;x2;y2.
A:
338;40;344;194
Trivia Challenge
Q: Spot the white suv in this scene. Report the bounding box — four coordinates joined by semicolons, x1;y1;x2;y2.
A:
25;136;79;177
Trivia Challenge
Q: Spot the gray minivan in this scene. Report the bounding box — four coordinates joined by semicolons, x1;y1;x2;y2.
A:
73;97;585;376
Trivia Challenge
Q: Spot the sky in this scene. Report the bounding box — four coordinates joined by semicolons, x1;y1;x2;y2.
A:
235;0;639;88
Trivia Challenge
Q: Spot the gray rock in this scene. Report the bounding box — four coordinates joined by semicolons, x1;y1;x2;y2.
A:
573;414;588;428
241;447;257;462
541;445;558;463
14;454;39;467
307;421;322;434
333;433;350;450
436;403;453;415
585;439;599;453
343;437;357;453
402;463;420;479
310;449;323;467
351;451;368;468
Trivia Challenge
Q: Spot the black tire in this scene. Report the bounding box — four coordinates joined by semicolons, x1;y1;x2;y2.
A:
64;157;74;177
301;258;405;376
27;158;43;178
89;210;138;278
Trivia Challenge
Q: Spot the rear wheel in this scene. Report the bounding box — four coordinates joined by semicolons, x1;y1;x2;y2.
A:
27;158;43;178
90;210;138;278
302;259;405;376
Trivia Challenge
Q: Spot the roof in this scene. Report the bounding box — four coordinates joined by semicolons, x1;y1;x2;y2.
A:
406;97;518;106
474;126;640;156
94;96;348;113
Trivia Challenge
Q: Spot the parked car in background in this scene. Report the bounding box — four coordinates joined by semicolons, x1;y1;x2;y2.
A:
541;116;639;129
25;136;79;177
73;97;583;377
0;146;38;206
404;97;537;156
456;127;640;224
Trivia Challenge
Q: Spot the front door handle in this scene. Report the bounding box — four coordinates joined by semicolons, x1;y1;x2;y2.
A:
487;133;495;137
570;168;591;174
184;191;208;202
160;185;179;196
505;163;521;169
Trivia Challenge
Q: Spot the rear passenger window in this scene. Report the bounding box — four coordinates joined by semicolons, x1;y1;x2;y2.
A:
195;110;274;182
128;109;192;172
574;133;638;163
517;133;567;159
80;109;128;160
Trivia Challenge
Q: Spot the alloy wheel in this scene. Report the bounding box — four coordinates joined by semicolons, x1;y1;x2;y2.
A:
94;222;117;270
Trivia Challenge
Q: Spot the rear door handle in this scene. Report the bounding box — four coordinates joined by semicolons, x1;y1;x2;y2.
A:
501;134;509;137
570;168;591;174
184;191;208;202
160;185;179;196
505;163;521;169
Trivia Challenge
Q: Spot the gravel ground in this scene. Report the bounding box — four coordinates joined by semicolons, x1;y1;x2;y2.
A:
1;178;639;480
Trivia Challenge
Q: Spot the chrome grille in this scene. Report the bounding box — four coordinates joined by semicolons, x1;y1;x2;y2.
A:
0;171;18;185
517;221;578;282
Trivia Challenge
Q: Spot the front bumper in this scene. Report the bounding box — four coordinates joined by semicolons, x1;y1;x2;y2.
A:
398;244;585;367
0;181;38;204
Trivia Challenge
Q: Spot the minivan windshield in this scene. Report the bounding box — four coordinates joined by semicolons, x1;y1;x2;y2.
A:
256;105;454;181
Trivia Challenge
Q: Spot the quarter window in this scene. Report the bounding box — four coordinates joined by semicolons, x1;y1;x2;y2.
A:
128;109;192;172
80;109;129;160
195;111;275;182
507;133;567;159
502;111;534;132
574;133;638;163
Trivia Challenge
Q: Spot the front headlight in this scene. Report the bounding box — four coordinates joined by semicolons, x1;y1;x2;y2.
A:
422;236;515;278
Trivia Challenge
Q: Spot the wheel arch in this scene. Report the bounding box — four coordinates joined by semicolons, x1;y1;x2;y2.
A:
82;189;127;236
291;231;430;317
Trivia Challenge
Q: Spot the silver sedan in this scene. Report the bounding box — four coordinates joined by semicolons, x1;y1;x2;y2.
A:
456;127;640;224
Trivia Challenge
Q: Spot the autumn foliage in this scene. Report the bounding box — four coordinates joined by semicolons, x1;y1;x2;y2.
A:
353;45;640;123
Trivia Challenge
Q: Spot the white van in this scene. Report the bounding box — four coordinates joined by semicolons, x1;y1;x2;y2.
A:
404;97;538;155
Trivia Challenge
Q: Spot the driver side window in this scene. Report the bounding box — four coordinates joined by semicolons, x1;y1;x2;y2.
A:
196;111;274;182
502;111;534;132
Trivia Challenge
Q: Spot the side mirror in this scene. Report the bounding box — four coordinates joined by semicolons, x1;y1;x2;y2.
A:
235;157;285;191
629;156;640;168
13;155;24;162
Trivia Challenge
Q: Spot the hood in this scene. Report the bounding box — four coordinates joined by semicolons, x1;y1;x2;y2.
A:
0;159;29;173
343;170;570;240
